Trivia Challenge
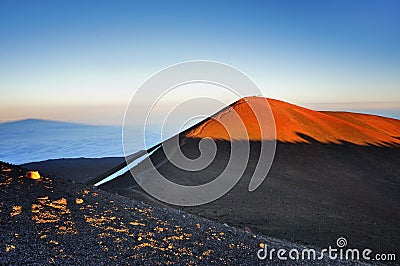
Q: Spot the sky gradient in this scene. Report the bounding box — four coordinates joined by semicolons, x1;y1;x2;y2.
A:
1;0;399;124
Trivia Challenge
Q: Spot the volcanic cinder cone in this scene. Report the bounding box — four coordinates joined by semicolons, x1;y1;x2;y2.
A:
100;96;400;254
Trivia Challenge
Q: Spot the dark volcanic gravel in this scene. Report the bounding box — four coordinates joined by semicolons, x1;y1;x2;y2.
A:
0;162;361;265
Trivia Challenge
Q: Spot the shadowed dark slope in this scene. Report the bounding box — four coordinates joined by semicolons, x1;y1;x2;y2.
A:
22;157;125;182
99;136;400;255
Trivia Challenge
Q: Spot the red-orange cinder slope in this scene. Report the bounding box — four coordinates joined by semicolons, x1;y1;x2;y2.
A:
185;96;400;146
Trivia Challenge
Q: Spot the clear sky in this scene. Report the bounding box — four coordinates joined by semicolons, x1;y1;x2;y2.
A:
1;0;399;124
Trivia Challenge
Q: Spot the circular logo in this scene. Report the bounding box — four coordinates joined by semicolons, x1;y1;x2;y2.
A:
123;61;276;206
336;237;348;248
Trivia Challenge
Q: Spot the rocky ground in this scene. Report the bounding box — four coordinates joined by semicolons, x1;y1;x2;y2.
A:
0;161;362;265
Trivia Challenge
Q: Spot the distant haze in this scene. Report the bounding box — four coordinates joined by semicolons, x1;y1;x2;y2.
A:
0;101;399;126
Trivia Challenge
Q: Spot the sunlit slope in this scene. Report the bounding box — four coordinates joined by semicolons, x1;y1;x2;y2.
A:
185;96;400;146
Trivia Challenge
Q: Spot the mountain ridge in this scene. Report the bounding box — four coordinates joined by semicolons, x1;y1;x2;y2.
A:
0;118;96;127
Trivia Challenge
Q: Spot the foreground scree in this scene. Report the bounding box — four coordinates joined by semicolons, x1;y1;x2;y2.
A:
1;162;356;265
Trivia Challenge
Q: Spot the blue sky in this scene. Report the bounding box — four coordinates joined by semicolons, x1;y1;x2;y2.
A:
1;0;399;124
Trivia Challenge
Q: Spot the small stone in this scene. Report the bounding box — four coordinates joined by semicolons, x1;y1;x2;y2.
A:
25;171;41;180
5;244;15;252
75;198;84;204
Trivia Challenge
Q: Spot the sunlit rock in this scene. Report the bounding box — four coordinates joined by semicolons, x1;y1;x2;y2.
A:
25;171;41;180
